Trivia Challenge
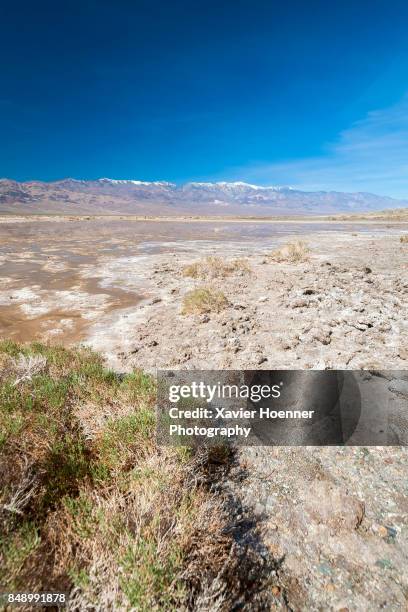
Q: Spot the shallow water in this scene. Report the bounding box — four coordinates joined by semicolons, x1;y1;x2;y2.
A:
0;219;405;345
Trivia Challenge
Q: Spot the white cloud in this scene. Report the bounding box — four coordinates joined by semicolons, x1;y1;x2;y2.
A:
235;95;408;198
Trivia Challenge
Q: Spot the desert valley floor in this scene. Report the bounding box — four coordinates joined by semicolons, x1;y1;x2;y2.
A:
1;217;407;371
1;216;408;610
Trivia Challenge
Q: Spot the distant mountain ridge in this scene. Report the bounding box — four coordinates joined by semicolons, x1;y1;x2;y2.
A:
0;178;405;216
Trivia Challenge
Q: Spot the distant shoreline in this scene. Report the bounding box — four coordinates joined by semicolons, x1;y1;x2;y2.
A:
1;213;408;224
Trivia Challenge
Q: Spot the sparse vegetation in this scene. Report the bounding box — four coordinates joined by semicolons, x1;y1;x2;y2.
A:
269;239;310;263
0;340;256;609
183;255;250;279
400;235;408;243
182;287;229;314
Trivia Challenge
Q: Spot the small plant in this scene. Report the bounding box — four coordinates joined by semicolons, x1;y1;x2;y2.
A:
183;256;250;279
94;411;155;478
269;240;310;263
12;354;47;386
0;522;40;590
119;537;184;609
400;235;408;243
182;287;229;314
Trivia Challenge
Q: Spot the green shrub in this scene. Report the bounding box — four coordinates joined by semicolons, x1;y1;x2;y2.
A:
182;287;229;314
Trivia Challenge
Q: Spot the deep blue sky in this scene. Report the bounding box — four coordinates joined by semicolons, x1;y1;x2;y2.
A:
2;0;408;196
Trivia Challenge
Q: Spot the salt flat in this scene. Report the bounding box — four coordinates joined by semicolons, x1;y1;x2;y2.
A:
0;217;406;369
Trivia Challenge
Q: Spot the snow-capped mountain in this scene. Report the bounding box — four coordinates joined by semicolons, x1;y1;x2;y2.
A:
0;178;405;215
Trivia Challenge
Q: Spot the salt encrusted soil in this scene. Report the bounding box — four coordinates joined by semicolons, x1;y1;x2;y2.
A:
101;230;407;611
96;231;408;372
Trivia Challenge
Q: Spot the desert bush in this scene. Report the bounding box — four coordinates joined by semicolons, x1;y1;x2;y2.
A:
182;287;229;314
183;256;250;279
400;235;408;243
0;341;255;609
269;239;310;263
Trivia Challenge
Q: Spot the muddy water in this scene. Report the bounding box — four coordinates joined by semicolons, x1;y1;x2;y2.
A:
0;218;404;346
0;275;139;344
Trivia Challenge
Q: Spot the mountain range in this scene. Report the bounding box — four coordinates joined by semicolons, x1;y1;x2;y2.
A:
0;178;406;216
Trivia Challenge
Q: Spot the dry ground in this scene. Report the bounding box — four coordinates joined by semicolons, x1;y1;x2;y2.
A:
103;230;407;611
1;225;408;610
102;231;408;372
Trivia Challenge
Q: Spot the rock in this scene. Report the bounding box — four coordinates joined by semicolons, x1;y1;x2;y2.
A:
258;296;268;302
227;337;241;353
264;495;275;510
304;481;365;531
254;502;264;515
257;355;268;364
398;347;408;360
375;558;393;570
278;338;292;350
386;526;397;540
150;296;162;304
290;298;309;308
238;323;251;334
377;323;391;332
310;327;332;345
318;562;333;576
352;322;369;331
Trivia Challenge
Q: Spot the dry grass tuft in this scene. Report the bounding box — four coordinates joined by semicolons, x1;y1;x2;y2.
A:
269;239;310;263
12;353;47;386
400;235;408;243
182;287;229;315
183;256;250;279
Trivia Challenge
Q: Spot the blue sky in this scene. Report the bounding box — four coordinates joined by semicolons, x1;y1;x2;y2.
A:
1;0;408;196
